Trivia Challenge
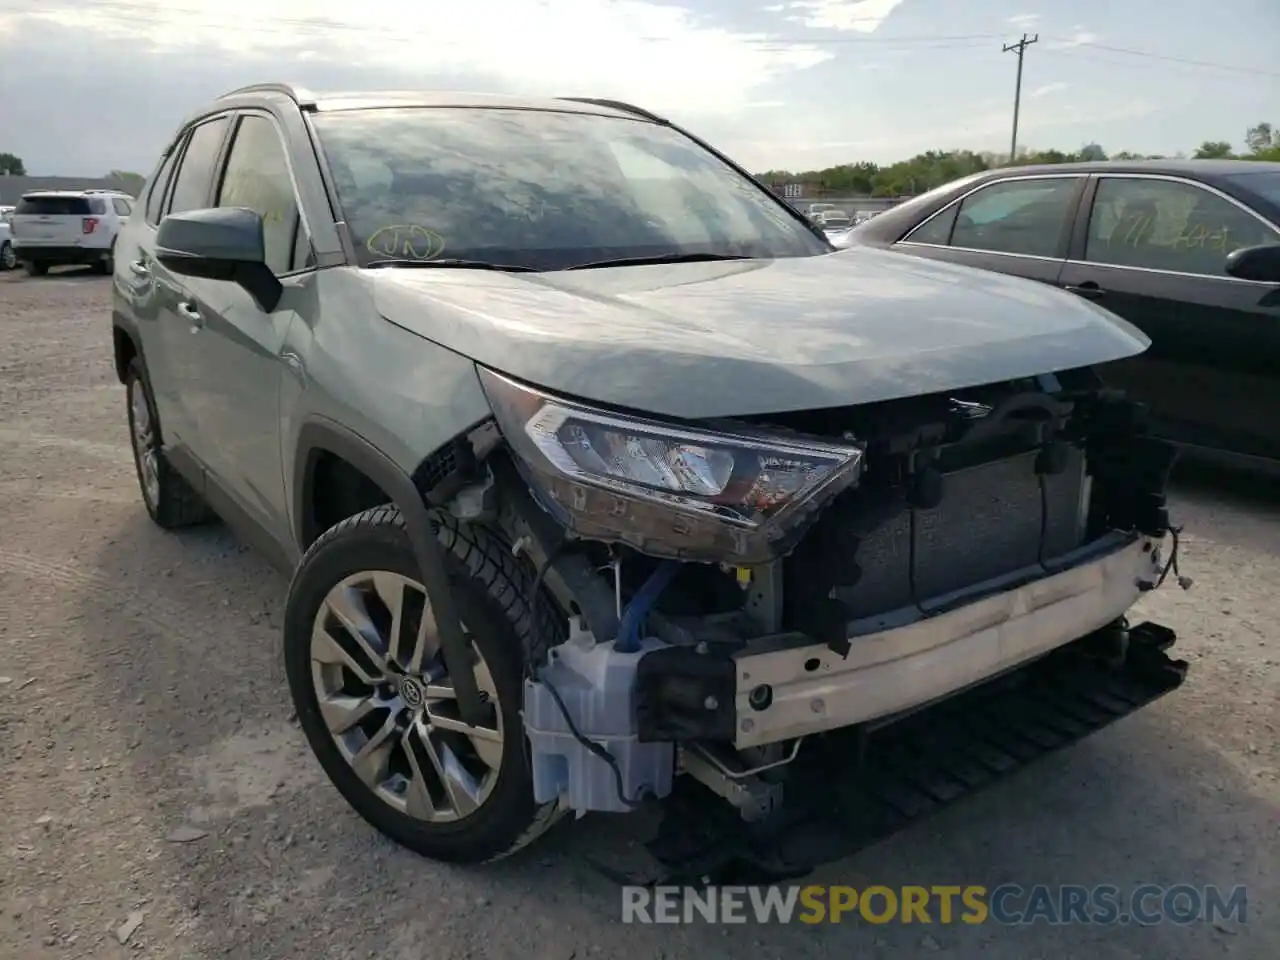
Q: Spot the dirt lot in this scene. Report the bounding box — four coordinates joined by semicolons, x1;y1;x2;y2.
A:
0;267;1276;960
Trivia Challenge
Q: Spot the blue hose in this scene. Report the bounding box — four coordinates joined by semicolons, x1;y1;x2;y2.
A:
614;560;681;652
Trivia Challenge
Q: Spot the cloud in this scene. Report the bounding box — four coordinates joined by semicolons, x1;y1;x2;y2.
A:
1007;13;1039;27
784;0;908;33
1028;81;1068;98
1054;27;1100;48
4;0;832;116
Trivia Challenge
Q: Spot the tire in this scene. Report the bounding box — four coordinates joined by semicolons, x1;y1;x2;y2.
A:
124;355;215;528
0;241;14;271
95;242;115;276
25;260;48;277
283;505;568;864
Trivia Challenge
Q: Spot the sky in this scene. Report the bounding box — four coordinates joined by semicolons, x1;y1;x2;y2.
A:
0;0;1277;177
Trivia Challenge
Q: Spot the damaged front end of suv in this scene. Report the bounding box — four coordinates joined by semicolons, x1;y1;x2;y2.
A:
431;360;1190;882
116;88;1193;886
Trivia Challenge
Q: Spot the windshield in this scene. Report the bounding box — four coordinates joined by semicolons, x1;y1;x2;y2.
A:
311;106;828;270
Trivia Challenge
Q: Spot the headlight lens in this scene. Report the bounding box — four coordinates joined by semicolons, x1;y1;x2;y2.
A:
478;367;863;528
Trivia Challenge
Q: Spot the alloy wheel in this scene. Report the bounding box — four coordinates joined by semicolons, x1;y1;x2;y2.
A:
0;244;14;270
309;571;504;822
128;377;161;509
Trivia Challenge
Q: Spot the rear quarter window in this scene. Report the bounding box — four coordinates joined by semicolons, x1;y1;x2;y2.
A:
16;196;93;216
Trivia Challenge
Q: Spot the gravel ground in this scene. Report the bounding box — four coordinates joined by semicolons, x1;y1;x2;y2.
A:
0;267;1276;960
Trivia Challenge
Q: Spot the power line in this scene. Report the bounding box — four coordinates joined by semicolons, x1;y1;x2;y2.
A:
1002;32;1038;161
1048;42;1280;78
720;33;1008;44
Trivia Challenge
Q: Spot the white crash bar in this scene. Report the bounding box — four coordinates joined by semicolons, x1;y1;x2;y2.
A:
733;536;1160;749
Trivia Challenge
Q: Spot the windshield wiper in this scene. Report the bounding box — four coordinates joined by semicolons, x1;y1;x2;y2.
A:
562;252;751;270
366;258;540;272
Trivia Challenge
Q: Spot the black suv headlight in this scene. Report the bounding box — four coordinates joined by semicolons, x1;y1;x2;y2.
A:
478;367;864;563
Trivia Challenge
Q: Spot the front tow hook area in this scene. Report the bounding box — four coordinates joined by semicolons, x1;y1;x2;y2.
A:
642;620;1188;886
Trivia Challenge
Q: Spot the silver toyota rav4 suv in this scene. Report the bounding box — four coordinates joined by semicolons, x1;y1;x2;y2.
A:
111;83;1190;881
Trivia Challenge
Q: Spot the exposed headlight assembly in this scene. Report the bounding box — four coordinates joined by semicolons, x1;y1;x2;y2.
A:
478;367;864;564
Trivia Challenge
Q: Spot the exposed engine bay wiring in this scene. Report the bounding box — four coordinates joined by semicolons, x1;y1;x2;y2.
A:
1143;524;1193;592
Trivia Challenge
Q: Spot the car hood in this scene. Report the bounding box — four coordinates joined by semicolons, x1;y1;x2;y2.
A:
369;246;1148;420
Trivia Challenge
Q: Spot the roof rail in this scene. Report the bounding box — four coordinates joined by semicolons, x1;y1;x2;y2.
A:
557;97;667;124
217;82;316;105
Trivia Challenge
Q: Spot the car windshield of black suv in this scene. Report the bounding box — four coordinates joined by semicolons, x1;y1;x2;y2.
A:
310;106;829;271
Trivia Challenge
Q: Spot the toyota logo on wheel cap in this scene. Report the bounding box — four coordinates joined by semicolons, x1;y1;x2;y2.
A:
399;677;425;708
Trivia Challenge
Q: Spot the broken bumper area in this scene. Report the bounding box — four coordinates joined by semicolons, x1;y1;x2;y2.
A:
646;620;1188;884
733;534;1161;749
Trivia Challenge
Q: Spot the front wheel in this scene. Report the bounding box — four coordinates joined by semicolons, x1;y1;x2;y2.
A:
283;506;567;863
0;242;15;271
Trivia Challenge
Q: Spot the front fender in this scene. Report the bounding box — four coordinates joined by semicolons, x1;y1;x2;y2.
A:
277;269;493;551
289;414;489;725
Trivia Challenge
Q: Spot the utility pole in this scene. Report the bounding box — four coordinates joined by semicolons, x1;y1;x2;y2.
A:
1002;32;1039;163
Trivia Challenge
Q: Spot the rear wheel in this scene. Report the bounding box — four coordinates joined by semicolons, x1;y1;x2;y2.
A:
25;260;47;277
124;356;215;528
283;506;567;863
95;243;115;275
0;242;14;271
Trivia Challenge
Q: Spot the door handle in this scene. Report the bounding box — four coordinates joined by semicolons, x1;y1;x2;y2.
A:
177;301;204;329
1064;281;1104;299
129;260;149;278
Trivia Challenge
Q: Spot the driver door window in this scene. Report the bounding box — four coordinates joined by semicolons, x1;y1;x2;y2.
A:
1083;177;1280;277
215;114;314;275
948;177;1079;257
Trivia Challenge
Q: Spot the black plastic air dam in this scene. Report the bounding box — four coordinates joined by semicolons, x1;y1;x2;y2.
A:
640;620;1188;886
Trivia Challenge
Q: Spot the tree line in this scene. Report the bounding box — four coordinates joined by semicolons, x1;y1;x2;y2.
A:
0;152;147;197
756;122;1280;198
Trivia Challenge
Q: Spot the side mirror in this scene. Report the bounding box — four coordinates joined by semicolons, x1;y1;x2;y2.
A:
1224;243;1280;283
155;207;283;312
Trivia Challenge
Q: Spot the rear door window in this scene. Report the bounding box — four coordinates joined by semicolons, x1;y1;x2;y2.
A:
948;177;1080;257
167;116;231;216
1083;177;1280;278
16;196;92;216
112;198;132;216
